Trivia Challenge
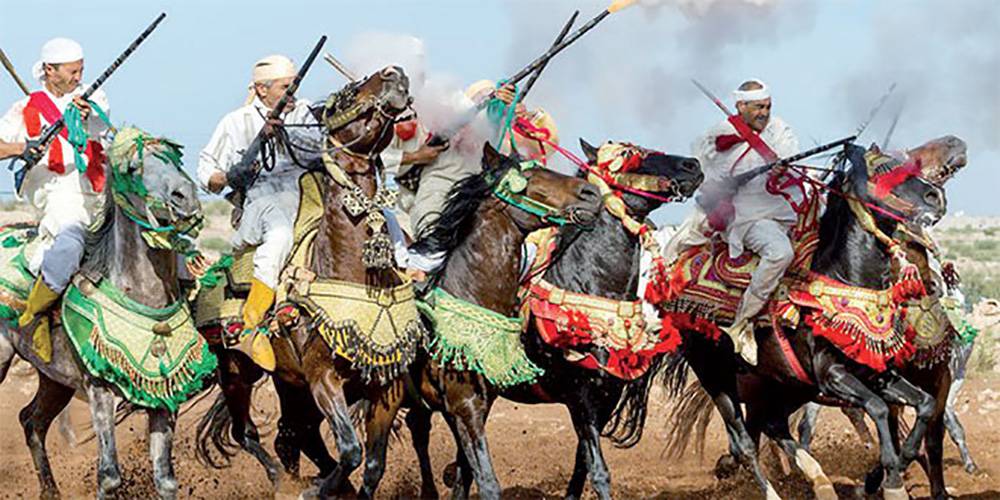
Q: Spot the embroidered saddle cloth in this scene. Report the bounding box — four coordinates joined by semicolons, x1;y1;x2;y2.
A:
0;224;44;320
62;276;216;410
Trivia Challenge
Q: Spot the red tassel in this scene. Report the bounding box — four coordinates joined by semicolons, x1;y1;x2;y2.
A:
872;160;921;199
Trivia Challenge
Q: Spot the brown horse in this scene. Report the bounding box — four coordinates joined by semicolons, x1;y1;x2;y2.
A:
661;144;948;500
404;140;702;499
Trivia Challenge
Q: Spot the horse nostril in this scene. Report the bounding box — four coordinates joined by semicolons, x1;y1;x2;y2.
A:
579;184;601;201
681;159;700;174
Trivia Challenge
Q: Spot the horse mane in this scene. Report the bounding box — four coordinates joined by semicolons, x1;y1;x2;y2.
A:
79;186;118;279
408;158;508;259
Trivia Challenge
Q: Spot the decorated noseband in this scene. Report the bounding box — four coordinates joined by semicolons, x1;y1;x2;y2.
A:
491;160;574;226
106;127;202;251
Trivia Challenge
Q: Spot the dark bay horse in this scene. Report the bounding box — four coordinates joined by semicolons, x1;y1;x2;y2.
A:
0;129;207;499
661;144;948;500
405;139;702;499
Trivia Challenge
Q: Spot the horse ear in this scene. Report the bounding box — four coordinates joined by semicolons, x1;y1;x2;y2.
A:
843;143;871;196
482;141;505;170
579;139;599;164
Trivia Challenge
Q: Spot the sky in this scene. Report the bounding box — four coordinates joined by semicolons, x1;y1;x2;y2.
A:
0;0;997;225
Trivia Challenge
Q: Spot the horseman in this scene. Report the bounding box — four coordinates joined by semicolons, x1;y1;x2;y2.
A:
401;79;559;276
0;38;112;357
198;54;318;369
684;79;800;365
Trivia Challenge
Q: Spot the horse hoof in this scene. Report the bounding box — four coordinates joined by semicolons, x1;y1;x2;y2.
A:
813;483;837;500
40;487;60;500
964;462;979;475
765;483;783;500
298;485;320;500
882;486;909;500
443;462;458;488
713;454;739;480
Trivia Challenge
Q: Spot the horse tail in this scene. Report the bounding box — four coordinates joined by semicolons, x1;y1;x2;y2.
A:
602;352;687;448
663;381;716;460
195;390;240;469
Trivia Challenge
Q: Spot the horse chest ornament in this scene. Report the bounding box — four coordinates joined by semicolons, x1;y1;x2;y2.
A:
321;151;397;269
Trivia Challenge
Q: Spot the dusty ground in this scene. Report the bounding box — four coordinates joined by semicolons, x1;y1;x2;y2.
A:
2;367;1000;499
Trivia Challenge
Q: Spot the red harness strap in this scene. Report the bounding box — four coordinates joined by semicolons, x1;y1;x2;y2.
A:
769;302;812;384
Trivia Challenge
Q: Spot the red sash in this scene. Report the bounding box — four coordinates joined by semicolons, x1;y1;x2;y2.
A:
22;91;106;192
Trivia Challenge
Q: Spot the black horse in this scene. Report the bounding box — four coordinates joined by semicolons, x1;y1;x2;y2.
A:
404;139;703;499
662;144;948;500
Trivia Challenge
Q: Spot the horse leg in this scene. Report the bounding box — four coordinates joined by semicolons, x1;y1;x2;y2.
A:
405;404;440;499
759;411;836;500
566;400;613;500
148;408;178;500
56;408;77;447
683;336;778;499
878;375;936;469
19;371;74;499
439;377;500;500
0;331;14;383
564;439;589;499
944;377;977;473
85;380;123;499
842;406;876;448
440;416;475;500
310;370;362;497
815;364;906;498
796;402;820;451
924;412;947;500
217;352;279;487
359;381;405;498
273;378;337;478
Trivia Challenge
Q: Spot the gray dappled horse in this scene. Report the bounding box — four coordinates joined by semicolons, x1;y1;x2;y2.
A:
0;129;205;500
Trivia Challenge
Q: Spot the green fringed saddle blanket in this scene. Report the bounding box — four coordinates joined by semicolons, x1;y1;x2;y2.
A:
62;277;217;411
0;224;44;320
418;287;543;388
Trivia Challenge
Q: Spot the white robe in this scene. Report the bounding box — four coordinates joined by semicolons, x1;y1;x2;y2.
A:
694;116;800;257
0;86;111;288
198;97;319;288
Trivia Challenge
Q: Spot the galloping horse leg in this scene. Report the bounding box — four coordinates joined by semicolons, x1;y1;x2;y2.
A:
944;375;977;473
358;380;406;498
814;363;907;498
565;399;613;500
19;371;74;499
441;413;475;500
147;408;179;500
86;379;124;499
404;404;440;499
924;411;947;500
878;375;936;471
796;402;821;451
441;376;501;500
750;404;836;500
217;351;280;486
273;378;337;478
565;439;589;499
0;332;15;383
683;333;779;499
944;405;977;473
310;369;362;497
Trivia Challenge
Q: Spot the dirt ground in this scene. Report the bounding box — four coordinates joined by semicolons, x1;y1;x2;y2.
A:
2;366;1000;500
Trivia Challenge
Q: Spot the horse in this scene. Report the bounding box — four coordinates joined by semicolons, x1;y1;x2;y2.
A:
404;139;703;499
659;143;948;500
0;127;210;500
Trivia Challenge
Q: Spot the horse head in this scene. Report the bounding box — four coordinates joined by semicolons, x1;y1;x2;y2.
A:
318;65;412;164
579;139;703;219
842;143;947;230
482;142;602;233
905;135;967;187
105;127;202;240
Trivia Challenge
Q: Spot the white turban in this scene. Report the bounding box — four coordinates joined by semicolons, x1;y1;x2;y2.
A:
732;78;770;104
252;54;296;84
32;37;84;81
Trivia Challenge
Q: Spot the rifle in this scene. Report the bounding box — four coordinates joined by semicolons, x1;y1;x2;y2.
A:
9;13;167;190
0;48;30;96
696;136;857;211
426;1;634;147
520;11;578;101
224;35;327;218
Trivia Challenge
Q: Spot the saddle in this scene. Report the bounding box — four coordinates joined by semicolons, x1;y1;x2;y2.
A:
0;224;43;320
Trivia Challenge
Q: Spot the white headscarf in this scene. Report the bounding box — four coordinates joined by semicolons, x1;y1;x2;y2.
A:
32;37;84;82
246;54;296;105
732;78;770;104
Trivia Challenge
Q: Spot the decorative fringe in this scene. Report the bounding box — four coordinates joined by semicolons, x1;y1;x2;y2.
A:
805;312;915;372
663;311;722;343
361;232;395;270
427;333;543;388
78;325;217;412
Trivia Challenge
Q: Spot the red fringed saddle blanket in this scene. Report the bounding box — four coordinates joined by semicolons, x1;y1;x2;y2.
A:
519;228;680;380
654;191;924;372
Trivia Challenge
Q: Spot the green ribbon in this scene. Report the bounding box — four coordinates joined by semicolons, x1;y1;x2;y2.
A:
63;99;112;172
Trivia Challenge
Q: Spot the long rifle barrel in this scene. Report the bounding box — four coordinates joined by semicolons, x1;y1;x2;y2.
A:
691;78;734;117
734;135;858;187
506;7;617;86
12;12;167;175
520;11;578;100
0;48;30;95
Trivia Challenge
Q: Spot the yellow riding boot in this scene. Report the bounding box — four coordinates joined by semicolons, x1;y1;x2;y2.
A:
238;278;277;371
18;279;60;363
